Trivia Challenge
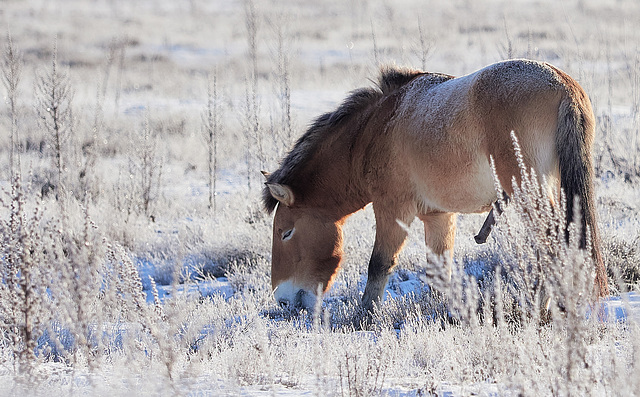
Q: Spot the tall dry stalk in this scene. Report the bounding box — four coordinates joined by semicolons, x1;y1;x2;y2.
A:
101;37;118;98
499;17;514;59
269;12;292;151
370;19;380;66
35;38;74;199
77;84;103;201
114;38;126;115
2;33;22;181
136;115;163;219
415;16;432;71
203;71;221;211
116;114;163;221
243;0;262;193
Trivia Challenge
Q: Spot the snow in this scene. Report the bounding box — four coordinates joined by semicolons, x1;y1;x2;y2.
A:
601;292;640;323
145;277;235;303
138;257;640;324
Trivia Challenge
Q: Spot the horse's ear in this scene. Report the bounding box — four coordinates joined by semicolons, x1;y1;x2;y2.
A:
266;183;295;207
261;170;271;180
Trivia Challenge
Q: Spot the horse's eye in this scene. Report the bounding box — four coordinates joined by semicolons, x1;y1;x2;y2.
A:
282;228;295;241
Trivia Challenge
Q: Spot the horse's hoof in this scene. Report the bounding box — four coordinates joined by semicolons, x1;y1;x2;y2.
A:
353;309;374;331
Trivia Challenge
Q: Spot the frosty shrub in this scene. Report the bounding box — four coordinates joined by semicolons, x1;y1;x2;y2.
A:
488;132;600;325
0;175;193;393
605;236;640;293
0;178;111;381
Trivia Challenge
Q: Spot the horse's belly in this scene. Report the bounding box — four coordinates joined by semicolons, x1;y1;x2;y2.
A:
414;155;497;214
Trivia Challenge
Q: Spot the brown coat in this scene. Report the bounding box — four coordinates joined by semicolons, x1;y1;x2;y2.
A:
264;59;607;311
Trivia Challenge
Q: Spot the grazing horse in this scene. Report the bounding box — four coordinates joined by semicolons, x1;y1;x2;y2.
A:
263;59;609;311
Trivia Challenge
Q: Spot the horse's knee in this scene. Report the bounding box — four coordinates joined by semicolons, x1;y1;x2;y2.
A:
371;206;413;266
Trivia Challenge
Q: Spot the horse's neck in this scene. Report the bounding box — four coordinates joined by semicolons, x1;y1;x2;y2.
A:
304;127;370;218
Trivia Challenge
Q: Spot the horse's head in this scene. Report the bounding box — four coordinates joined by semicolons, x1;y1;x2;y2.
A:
266;182;344;310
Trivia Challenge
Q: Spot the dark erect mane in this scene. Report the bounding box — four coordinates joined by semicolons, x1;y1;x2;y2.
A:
262;66;425;213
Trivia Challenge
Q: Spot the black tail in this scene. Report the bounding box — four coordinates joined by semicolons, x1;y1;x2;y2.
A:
556;97;609;296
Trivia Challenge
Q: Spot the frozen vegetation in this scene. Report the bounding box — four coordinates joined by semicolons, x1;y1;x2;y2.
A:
0;0;639;395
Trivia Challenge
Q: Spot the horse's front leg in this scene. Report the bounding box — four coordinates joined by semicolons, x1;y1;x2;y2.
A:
361;206;413;312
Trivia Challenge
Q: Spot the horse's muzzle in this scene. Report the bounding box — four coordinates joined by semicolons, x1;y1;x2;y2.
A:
277;289;309;310
273;280;317;311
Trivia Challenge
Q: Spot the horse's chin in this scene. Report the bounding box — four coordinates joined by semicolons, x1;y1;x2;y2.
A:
273;279;320;311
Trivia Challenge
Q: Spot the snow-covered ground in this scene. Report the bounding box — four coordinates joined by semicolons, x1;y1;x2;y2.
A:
141;264;640;324
603;292;640;322
1;0;640;395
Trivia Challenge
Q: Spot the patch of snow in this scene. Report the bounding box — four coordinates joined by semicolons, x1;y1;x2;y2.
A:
600;292;640;323
144;277;234;303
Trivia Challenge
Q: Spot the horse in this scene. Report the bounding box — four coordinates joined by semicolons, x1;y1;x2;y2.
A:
262;59;609;312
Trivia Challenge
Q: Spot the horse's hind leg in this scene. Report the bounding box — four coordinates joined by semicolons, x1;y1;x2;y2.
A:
419;212;457;278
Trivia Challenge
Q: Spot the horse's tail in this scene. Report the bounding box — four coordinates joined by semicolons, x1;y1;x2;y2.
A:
555;89;609;297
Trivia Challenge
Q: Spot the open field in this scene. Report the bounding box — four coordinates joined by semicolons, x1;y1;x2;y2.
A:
1;0;639;395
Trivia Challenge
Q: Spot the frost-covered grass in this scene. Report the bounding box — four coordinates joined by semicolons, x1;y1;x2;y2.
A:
1;0;640;395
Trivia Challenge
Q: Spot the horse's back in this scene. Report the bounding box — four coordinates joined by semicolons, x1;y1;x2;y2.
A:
385;60;574;214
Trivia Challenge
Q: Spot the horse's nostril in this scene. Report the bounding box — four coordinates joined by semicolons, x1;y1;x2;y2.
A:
274;283;315;311
278;299;290;309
